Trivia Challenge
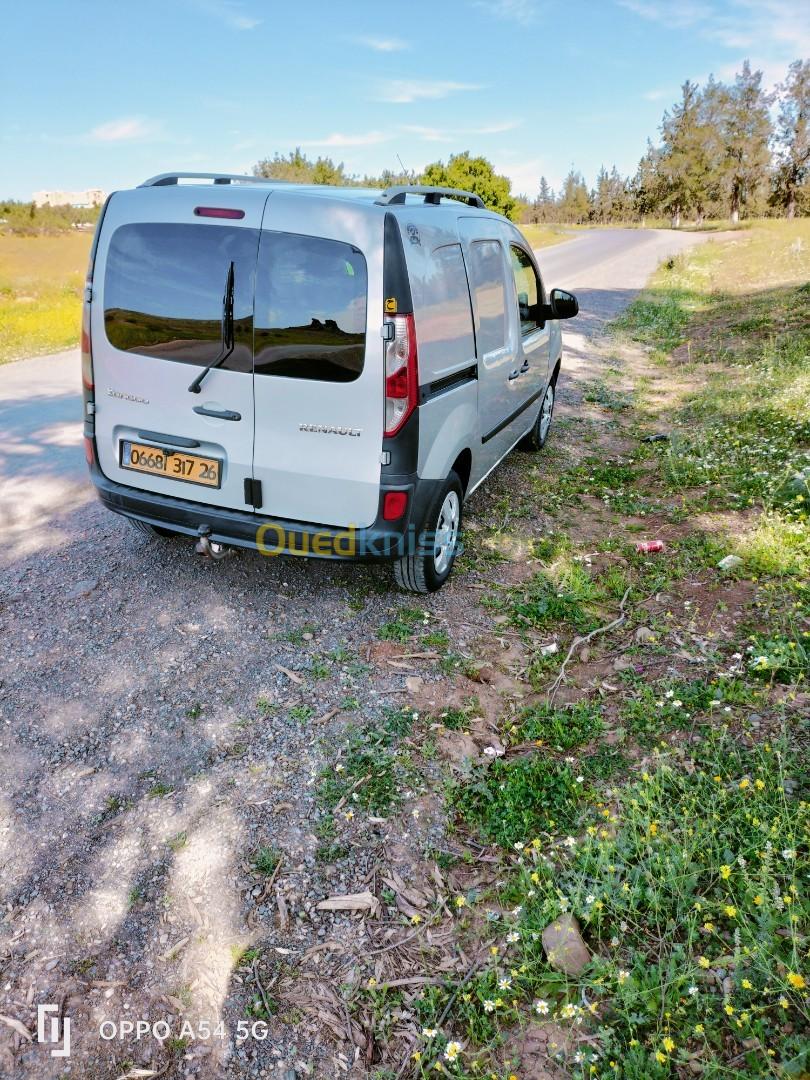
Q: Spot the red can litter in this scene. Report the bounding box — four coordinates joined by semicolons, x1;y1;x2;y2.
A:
635;540;666;554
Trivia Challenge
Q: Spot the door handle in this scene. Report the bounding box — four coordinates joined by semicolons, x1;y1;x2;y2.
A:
508;369;520;380
193;405;241;421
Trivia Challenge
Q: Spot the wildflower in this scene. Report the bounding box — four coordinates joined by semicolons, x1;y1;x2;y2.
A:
367;977;378;989
514;841;525;851
560;1003;577;1019
483;999;496;1013
787;973;806;990
498;976;512;991
530;871;540;884
490;945;499;956
412;1051;422;1062
586;894;596;905
698;956;710;969
703;921;715;932
454;895;466;909
742;979;753;990
719;864;732;880
617;970;629;984
739;778;750;790
422;1028;438;1039
694;1024;704;1035
782;848;796;861
506;931;520;944
663;1037;675;1053
344;809;354;821
534;999;549;1015
753;894;763;905
444;1041;462;1062
655;1051;666;1064
779;997;789;1009
755;779;765;790
688;985;698;996
411;914;422;925
724;1004;734;1016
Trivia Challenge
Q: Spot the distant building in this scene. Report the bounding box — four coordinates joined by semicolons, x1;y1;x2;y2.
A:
32;189;107;209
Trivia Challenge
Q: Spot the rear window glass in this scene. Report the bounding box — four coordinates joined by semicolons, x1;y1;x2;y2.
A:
103;222;257;370
255;232;367;382
468;240;507;356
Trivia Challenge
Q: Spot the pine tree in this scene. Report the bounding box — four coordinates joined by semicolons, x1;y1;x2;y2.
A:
718;61;772;223
559;168;591;224
772;59;810;219
658;81;712;227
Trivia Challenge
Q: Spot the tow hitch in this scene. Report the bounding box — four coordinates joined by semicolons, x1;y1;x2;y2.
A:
195;526;233;561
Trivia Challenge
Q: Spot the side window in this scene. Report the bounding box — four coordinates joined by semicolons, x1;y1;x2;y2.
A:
468;240;507;356
509;244;543;335
103;222;257;371
416;244;475;370
254;231;368;382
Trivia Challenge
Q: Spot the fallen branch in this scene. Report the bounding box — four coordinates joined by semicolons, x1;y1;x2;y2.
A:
546;586;632;704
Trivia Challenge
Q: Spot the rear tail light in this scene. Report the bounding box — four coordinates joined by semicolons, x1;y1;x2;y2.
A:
194;206;245;219
81;284;93;391
384;313;418;437
382;491;408;520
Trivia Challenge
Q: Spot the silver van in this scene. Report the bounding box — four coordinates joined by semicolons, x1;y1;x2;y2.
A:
83;173;578;591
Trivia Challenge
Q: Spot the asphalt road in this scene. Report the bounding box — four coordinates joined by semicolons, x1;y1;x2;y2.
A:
0;227;713;559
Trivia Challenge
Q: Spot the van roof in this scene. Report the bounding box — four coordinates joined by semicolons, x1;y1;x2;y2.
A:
136;173;499;217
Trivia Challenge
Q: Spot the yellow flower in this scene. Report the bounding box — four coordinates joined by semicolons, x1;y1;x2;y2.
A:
454;895;466;908
694;1024;704;1035
787;973;806;990
755;779;765;790
367;977;378;989
655;1051;666;1064
719;865;732;880
724;1004;734;1016
739;778;750;790
663;1037;675;1053
411;914;422;925
649;822;658;836
779;997;789;1009
742;979;753;990
530;871;540;884
713;775;722;783
412;1051;422;1061
698;956;710;969
629;1039;639;1047
753;894;763;905
490;946;499;956
703;921;715;931
724;906;737;919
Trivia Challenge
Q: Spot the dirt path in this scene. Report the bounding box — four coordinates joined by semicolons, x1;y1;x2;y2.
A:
0;231;718;1080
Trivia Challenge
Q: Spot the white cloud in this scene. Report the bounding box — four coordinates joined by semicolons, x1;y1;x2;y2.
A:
619;0;810;87
475;0;540;24
377;79;483;103
642;88;670;101
300;131;391;148
355;35;408;51
86;118;156;142
189;0;260;30
402;120;522;142
495;156;556;198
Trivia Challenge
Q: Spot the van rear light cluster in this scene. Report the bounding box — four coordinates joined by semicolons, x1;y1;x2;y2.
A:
81;284;93;391
194;206;245;219
384;312;418;437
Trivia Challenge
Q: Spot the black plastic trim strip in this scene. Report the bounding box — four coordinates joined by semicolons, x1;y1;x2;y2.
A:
383;213;413;314
419;364;478;404
481;386;544;445
137;430;201;448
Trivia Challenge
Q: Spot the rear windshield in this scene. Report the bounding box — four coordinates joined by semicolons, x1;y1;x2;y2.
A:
254;231;367;382
103;222;257;371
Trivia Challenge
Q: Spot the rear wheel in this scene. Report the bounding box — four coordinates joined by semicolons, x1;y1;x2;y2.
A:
126;517;177;539
394;472;463;593
519;379;556;451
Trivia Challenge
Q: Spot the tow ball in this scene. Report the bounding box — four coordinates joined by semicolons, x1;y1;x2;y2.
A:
195;526;232;561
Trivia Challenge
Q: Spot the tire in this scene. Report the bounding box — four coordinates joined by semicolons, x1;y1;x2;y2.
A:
126;517;176;539
393;471;463;593
519;378;556;451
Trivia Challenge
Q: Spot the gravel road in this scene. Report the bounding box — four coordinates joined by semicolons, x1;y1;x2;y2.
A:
0;227;717;1079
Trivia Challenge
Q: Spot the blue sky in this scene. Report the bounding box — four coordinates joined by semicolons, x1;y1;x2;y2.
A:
3;0;809;201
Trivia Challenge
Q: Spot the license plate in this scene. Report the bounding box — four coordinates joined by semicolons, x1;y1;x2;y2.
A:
120;441;222;488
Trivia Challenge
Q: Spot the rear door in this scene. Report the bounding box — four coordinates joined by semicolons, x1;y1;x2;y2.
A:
251;193;383;528
92;186;265;510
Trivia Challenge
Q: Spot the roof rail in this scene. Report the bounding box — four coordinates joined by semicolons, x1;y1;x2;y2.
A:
138;172;270;188
375;184;486;209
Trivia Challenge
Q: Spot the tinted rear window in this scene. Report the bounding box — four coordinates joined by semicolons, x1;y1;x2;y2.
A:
103;222;257;370
468;240;507;356
254;231;367;382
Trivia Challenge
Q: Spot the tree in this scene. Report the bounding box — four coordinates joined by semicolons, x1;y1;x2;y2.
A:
658;80;718;227
772;59;810;219
253;148;349;185
558;167;591;224
718;61;772;223
420;152;518;219
631;140;664;224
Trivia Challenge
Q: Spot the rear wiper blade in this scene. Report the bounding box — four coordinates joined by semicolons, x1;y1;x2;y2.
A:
188;260;235;394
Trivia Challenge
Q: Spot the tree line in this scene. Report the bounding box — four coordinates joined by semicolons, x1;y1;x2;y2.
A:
255;58;808;227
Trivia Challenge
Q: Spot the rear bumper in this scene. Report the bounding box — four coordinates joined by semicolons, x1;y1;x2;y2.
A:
88;458;440;562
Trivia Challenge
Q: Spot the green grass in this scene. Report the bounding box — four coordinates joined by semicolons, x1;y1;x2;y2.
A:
0;233;92;361
317;707;415;816
516;700;605;750
251;846;281;876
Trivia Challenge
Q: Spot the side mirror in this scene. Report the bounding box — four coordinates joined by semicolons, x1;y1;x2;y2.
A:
550;288;578;320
